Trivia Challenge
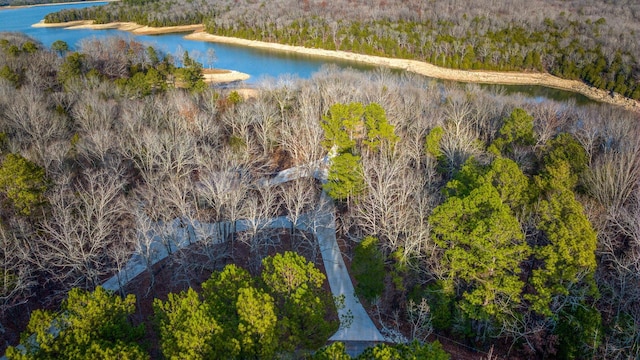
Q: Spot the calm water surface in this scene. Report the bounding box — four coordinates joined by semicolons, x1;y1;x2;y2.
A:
0;2;377;82
0;2;593;104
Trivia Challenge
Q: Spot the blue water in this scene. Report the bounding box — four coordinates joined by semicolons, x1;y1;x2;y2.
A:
0;2;593;104
0;2;114;47
0;2;377;83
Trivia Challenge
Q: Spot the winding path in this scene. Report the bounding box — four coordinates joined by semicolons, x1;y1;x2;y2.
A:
3;160;383;359
308;191;384;342
102;160;384;342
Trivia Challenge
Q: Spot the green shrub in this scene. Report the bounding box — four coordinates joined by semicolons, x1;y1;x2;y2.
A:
555;303;602;360
352;236;385;302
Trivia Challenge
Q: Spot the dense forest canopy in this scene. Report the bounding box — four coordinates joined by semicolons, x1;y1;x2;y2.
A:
44;0;640;100
1;30;640;359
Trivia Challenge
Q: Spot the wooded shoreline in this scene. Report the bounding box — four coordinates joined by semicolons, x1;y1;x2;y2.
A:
34;20;640;112
33;21;250;83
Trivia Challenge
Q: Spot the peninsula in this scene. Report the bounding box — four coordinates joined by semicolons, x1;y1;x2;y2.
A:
33;19;640;112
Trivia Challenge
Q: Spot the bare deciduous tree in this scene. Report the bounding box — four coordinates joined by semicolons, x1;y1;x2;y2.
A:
239;185;281;268
38;167;131;288
250;97;279;159
439;89;482;175
196;148;250;256
585;149;640;212
407;297;433;341
5;85;68;164
0;225;34;316
279;177;319;254
531;101;571;148
351;153;432;260
280;86;324;164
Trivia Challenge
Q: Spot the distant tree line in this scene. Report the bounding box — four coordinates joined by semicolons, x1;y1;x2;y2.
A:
44;0;640;99
1;32;640;359
44;0;212;26
0;0;91;7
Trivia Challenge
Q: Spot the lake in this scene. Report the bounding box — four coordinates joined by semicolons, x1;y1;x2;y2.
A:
0;2;379;80
0;1;593;104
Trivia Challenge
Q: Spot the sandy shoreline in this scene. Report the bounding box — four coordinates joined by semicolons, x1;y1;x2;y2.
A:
202;69;249;84
33;19;204;35
28;19;640;111
186;31;640;112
